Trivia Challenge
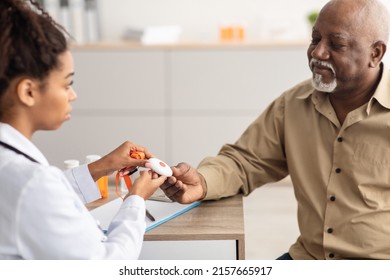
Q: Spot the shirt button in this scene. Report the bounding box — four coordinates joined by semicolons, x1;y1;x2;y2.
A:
330;195;336;201
327;228;333;234
329;253;335;258
337;137;343;142
335;168;341;173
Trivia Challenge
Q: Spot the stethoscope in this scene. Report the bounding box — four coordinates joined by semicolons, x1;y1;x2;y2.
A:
0;140;108;240
0;141;38;163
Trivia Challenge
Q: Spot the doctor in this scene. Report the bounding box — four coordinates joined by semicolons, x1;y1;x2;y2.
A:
0;0;166;259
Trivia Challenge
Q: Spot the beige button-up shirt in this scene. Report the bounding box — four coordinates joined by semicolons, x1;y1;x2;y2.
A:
198;65;390;260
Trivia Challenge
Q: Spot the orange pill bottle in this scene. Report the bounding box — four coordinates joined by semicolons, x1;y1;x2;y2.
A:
85;154;108;199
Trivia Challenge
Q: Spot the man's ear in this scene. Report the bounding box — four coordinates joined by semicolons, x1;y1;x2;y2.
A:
16;78;38;107
369;41;387;68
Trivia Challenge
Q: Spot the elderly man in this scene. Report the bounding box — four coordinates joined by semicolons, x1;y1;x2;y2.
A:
161;0;390;260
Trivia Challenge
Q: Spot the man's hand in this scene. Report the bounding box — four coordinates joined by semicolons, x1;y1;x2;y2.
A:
160;162;207;204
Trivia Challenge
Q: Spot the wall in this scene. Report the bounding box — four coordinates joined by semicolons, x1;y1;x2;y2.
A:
33;45;310;168
95;0;390;63
97;0;330;42
35;0;390;167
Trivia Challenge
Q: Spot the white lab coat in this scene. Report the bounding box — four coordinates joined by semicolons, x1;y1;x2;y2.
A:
0;123;146;259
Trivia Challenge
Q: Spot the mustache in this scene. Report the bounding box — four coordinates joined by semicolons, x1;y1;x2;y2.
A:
310;58;336;76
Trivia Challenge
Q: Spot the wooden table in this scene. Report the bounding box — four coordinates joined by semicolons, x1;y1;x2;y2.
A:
87;189;245;260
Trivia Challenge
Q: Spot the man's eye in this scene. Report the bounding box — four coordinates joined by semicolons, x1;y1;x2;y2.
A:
311;38;320;45
331;42;345;50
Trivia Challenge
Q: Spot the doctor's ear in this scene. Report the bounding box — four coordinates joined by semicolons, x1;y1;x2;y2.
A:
16;78;40;107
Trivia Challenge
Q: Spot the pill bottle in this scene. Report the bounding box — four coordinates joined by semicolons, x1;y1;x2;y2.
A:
85;154;108;198
64;159;80;170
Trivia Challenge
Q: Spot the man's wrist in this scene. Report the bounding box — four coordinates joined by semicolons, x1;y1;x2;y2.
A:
198;172;208;200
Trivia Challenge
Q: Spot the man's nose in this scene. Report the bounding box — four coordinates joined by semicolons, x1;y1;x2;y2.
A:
311;41;330;61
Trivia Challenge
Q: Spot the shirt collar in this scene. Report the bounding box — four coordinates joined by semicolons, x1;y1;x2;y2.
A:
295;80;316;100
295;63;390;113
367;63;390;112
0;122;49;166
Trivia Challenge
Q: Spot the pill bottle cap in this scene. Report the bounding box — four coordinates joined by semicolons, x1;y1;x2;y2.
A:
85;154;101;164
64;159;80;169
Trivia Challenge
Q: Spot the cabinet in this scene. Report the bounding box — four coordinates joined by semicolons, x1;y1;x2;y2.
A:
169;48;310;165
34;49;168;167
33;43;311;168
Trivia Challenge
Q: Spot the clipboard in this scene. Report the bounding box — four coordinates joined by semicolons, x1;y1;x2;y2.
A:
89;197;200;232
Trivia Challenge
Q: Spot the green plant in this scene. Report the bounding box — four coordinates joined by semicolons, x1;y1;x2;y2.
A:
307;11;319;26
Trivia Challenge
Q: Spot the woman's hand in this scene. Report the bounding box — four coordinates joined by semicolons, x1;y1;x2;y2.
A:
88;141;153;181
124;170;167;200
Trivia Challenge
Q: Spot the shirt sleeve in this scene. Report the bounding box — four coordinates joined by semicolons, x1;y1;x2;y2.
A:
16;167;145;259
63;164;101;203
198;94;289;200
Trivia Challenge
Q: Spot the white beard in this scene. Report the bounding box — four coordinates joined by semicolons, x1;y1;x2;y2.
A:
310;58;337;93
311;73;337;93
